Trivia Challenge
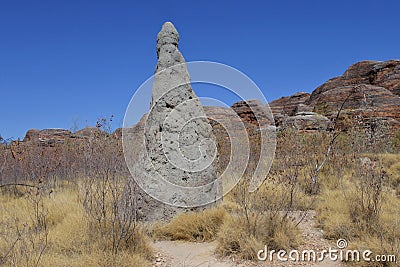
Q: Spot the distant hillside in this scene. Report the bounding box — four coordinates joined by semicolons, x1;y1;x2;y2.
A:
270;60;400;131
21;60;400;145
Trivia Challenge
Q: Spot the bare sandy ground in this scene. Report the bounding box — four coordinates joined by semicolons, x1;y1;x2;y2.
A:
151;211;341;267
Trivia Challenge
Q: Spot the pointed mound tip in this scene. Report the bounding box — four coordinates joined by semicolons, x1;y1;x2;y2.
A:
161;21;178;34
157;21;179;46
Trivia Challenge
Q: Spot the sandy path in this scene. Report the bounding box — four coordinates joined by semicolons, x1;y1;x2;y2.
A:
152;241;244;267
151;211;341;267
293;211;341;267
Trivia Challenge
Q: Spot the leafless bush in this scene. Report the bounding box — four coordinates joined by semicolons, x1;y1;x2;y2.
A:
0;187;48;266
349;157;386;230
80;118;143;261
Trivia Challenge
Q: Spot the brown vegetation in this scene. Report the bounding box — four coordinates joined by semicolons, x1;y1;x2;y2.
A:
0;120;152;266
1;115;400;266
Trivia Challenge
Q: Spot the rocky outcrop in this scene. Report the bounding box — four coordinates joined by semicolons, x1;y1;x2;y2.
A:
75;127;106;138
282;112;332;131
308;60;400;129
23;129;40;141
311;85;400;119
269;92;313;126
310;60;400;102
268;60;400;131
270;92;311;117
204;106;240;136
21;59;400;149
23;127;110;146
23;128;75;146
231;99;274;127
267;91;332;131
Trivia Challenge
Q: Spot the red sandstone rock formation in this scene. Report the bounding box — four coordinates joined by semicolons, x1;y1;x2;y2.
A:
269;92;311;117
231;99;274;127
308;60;400;129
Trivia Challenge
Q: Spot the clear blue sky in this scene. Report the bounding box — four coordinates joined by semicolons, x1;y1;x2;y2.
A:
1;0;399;139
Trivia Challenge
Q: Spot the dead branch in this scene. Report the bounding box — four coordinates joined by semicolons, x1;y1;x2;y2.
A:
0;183;39;189
309;89;356;194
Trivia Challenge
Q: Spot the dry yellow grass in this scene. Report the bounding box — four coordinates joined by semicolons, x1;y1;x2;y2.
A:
151;206;227;242
316;153;400;266
1;130;398;266
216;213;301;260
0;183;152;267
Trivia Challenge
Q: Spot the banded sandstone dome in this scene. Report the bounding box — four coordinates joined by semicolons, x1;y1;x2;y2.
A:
23;59;400;143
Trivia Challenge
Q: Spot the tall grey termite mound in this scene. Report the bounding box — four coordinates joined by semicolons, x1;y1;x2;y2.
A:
123;22;221;221
147;22;218;189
